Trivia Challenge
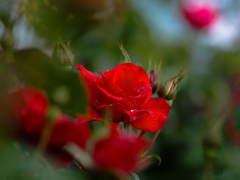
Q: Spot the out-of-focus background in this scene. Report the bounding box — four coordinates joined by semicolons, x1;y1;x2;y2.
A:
1;0;240;179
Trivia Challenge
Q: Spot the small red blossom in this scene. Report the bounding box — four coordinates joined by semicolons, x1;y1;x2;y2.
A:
181;0;218;29
6;86;49;135
92;130;149;176
76;63;171;132
149;70;158;94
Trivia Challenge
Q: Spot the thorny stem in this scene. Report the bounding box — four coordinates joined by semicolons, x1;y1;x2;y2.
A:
142;130;161;157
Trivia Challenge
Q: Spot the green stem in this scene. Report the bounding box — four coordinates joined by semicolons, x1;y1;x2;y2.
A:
142;130;161;157
36;121;55;153
204;158;214;180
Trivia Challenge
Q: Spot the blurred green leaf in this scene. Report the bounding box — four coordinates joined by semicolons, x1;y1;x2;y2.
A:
13;49;86;117
215;169;240;180
0;140;86;180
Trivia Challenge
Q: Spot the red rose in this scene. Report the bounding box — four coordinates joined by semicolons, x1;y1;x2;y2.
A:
6;86;49;135
181;1;218;29
92;130;149;176
76;63;171;132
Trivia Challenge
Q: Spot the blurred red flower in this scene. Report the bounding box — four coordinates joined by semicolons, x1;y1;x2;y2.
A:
6;86;49;135
181;0;218;29
92;130;149;177
47;114;90;167
76;63;171;132
6;86;90;167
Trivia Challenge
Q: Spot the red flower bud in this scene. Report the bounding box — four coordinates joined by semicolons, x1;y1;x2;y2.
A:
149;70;158;93
6;86;49;135
181;0;219;29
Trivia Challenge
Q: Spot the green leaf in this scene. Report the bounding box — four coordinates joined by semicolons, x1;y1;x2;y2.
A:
14;49;86;117
215;169;240;180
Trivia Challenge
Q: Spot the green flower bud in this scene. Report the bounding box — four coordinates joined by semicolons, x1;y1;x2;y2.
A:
52;36;75;68
157;69;188;100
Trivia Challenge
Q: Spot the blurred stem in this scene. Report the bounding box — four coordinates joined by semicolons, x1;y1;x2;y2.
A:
36;121;55;154
142;130;161;157
73;160;88;175
202;109;226;180
204;157;214;180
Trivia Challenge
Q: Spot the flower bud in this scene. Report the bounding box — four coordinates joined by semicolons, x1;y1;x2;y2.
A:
157;70;188;100
52;37;75;69
149;70;158;93
157;80;177;100
1;30;14;50
181;0;219;30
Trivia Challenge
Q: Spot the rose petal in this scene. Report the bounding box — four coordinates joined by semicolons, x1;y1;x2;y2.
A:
75;65;101;106
127;83;152;108
97;103;130;122
77;105;103;122
48;114;90;150
125;98;171;132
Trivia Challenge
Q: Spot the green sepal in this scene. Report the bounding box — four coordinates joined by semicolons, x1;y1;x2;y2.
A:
118;42;131;63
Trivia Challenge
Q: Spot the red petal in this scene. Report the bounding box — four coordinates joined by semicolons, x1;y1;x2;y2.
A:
77;105;103;122
75;65;101;106
48;114;90;150
125;98;171;132
102;63;151;92
97;103;130;122
127;83;152;108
